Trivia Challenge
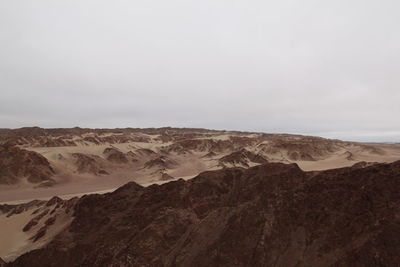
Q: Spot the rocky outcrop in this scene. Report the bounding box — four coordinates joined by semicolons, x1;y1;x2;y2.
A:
1;200;45;217
343;150;354;160
219;148;268;167
160;172;174;181
103;147;129;164
82;136;100;145
71;153;107;175
143;156;177;170
8;161;400;266
0;145;55;185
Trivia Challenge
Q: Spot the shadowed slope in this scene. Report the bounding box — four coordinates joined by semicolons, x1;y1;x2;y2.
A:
7;161;400;266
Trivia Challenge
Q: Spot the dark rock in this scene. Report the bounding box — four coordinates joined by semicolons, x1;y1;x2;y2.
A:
8;161;400;266
22;209;49;232
219;148;268;167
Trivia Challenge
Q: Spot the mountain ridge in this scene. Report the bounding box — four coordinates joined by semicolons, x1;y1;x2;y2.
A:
3;160;400;266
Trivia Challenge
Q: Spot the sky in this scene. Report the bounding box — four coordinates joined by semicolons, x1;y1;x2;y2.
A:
1;0;399;142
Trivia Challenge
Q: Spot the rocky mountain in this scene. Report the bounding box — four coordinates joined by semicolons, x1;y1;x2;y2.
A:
4;161;400;266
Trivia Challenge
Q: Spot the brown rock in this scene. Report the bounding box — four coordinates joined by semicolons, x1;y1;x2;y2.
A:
0;145;54;185
219;148;268;167
143;156;177;170
9;161;400;266
72;153;105;175
23;209;49;232
103;147;129;164
160;172;174;181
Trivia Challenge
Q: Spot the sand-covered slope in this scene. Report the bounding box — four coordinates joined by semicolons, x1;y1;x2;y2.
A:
4;161;400;266
0;197;77;262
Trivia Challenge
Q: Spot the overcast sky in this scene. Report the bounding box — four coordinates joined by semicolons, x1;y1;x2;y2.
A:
1;0;399;142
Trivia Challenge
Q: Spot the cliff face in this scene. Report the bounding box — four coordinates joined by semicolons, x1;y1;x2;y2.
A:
8;161;400;267
0;145;54;185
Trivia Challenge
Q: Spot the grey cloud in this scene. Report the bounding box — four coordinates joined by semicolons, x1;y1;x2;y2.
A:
1;0;399;142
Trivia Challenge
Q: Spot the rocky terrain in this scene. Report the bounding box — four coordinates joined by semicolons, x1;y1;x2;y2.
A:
0;196;77;263
1;127;400;204
1;161;400;266
0;145;55;186
218;148;268;168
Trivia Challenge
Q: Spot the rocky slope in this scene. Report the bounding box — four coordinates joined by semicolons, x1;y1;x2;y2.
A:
0;197;77;262
103;147;130;164
0;145;55;185
218;148;268;168
71;153;108;175
5;161;400;266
